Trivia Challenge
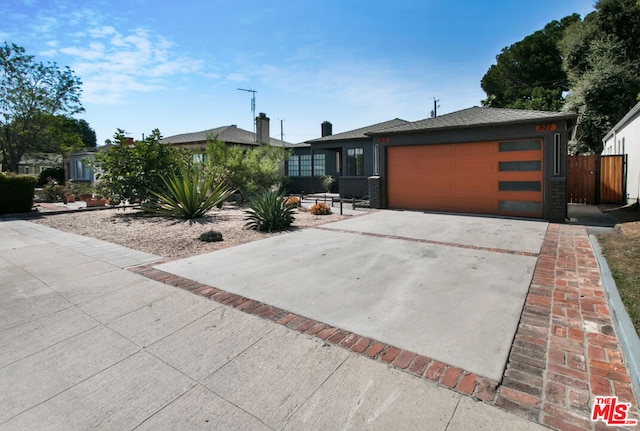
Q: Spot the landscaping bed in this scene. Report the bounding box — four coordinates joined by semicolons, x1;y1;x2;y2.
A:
31;204;351;259
597;204;640;335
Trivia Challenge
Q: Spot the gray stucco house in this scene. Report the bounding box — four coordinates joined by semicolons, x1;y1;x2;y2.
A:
286;118;409;197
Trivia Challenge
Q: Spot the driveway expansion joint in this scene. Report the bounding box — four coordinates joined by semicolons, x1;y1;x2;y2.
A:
314;226;540;257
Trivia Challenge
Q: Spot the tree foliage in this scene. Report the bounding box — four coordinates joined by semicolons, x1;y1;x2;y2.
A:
481;15;580;111
94;129;189;203
0;42;84;172
561;0;640;153
204;137;288;199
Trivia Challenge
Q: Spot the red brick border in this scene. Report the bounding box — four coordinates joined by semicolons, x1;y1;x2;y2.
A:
130;222;638;431
128;264;499;401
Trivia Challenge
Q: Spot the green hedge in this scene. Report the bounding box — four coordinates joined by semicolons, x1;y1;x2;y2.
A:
0;173;37;214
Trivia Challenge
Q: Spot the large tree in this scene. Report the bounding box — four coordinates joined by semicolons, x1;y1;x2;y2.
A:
0;42;84;172
561;0;640;153
481;15;581;111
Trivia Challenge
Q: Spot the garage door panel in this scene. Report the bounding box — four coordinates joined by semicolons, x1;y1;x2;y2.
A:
387;141;543;217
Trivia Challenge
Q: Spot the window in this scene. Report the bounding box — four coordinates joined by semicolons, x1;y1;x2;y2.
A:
346;147;364;176
499;161;541;171
300;154;312;176
374;143;380;175
499;140;541;152
553;133;561;176
22;166;29;175
313;154;325;176
288;155;300;177
192;153;205;164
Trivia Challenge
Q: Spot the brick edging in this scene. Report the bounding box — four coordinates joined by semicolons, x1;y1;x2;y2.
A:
128;264;500;402
496;224;638;431
130;222;638;431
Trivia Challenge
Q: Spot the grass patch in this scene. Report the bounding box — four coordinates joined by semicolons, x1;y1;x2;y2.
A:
596;203;640;335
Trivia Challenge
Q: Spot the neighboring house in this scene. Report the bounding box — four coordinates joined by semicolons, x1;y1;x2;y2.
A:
160;113;291;162
365;107;576;221
67;146;111;183
16;153;63;176
287;119;409;197
602;101;640;205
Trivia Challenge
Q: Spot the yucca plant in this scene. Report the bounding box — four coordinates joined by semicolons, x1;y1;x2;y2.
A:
142;166;234;219
244;190;295;232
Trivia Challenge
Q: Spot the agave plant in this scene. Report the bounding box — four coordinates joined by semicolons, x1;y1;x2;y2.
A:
143;166;234;219
244;190;295;232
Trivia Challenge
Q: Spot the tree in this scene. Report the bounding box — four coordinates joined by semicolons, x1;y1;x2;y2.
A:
0;42;84;172
94;129;189;203
481;15;580;111
204;137;289;199
561;0;640;153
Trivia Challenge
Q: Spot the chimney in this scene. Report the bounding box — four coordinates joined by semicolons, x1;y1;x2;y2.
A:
256;112;270;144
321;121;333;137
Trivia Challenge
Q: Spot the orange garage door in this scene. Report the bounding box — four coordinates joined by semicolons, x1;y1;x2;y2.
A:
386;140;544;217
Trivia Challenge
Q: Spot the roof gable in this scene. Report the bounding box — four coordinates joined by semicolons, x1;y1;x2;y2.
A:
603;101;640;141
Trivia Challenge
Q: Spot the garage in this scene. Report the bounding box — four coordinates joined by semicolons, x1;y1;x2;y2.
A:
386;139;544;217
368;107;577;221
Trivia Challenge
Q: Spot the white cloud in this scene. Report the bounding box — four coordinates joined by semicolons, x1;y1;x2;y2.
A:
55;25;205;105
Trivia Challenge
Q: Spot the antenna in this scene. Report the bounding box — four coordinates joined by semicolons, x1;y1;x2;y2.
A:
431;97;440;118
237;88;257;133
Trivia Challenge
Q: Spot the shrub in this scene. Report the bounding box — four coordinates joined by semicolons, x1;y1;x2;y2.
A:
0;173;37;214
283;196;301;208
37;167;65;187
199;230;223;242
41;179;65;202
310;202;332;215
244;190;295;232
142;166;234;219
320;175;336;193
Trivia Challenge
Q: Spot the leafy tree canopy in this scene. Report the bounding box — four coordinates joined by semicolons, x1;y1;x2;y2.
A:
561;0;640;153
481;14;580;111
94;128;189;203
204;137;289;199
0;42;84;172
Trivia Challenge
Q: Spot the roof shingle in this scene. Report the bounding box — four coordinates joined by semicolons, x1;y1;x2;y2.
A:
368;107;577;135
306;118;409;143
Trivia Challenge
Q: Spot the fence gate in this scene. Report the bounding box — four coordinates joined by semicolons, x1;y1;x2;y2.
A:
568;155;596;204
600;155;627;204
568;155;627;205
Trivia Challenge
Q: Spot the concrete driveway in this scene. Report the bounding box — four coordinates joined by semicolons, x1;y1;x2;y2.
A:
157;210;548;381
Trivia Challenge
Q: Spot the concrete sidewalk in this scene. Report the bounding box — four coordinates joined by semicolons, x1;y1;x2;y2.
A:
0;219;546;430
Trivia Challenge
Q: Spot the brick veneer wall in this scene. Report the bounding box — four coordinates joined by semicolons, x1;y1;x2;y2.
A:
339;177;369;199
368;176;381;208
548;177;567;222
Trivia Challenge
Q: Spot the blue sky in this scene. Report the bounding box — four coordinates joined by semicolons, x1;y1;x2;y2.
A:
2;0;595;145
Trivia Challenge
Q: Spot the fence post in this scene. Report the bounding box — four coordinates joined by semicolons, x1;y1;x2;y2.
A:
340;200;343;215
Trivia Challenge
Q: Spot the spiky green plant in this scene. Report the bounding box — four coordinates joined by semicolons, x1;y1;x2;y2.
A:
142;167;234;219
244;190;295;232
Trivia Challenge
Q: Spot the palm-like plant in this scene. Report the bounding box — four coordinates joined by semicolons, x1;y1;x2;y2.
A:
244;190;295;232
143;166;234;219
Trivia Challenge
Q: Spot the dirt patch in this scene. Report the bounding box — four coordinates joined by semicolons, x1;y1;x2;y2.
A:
596;204;640;335
31;204;356;259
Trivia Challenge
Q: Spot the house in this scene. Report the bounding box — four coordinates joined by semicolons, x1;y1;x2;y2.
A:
160;113;290;162
602;101;640;205
366;107;577;221
286;118;409;197
68;147;102;183
16;153;63;177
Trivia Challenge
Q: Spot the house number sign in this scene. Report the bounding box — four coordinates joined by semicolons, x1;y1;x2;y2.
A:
535;123;557;132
